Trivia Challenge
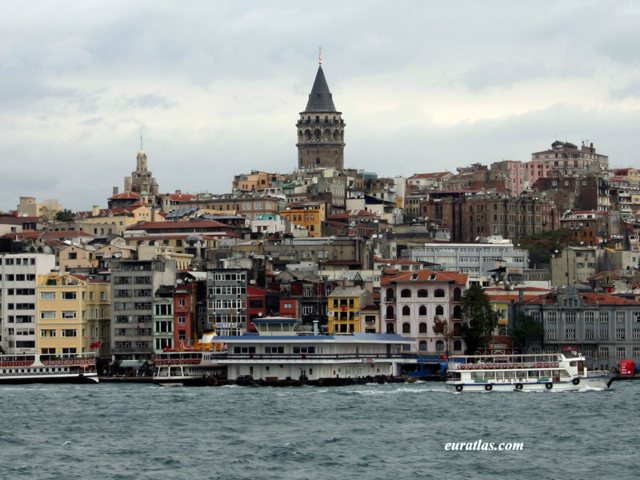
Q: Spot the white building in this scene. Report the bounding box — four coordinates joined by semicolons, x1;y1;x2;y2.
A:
0;253;56;354
402;241;529;277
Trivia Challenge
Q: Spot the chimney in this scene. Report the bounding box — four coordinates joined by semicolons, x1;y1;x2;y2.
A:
113;186;119;195
92;205;100;217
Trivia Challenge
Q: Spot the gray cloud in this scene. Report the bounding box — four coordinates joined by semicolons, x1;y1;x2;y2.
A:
2;1;640;211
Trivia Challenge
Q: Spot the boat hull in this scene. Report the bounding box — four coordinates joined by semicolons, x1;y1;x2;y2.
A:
0;373;99;384
446;377;611;393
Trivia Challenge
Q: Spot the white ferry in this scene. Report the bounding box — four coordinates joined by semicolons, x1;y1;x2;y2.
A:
0;353;99;384
446;351;612;393
153;317;415;386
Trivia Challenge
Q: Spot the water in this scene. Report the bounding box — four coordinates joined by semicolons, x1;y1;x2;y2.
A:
0;381;637;480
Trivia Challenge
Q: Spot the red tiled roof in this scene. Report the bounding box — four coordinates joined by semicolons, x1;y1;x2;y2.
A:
109;191;140;200
170;192;197;202
410;172;452;179
383;268;467;286
3;230;94;240
525;292;640;306
128;220;228;230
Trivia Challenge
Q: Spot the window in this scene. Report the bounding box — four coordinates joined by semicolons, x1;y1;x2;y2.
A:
62;311;77;319
434;289;445;298
417;289;428;298
584;311;595;323
419;322;427;334
178;316;186;325
402;322;411;334
418;340;427;351
598;346;609;359
400;289;411;298
61;329;77;337
547;329;557;340
40;311;56;319
435;305;444;316
616;328;626;340
565;311;576;323
418;305;427;316
546;311;557;323
402;306;410;316
40;292;56;300
617;347;626;358
599;327;609;340
40;329;56;337
61;292;77;300
565;328;576;340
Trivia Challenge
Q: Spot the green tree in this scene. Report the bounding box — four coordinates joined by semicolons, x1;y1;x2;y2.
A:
54;209;75;222
461;284;499;354
511;312;543;351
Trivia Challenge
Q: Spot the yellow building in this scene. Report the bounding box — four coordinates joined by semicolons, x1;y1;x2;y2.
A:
280;202;325;237
75;203;161;236
36;273;111;357
327;285;374;334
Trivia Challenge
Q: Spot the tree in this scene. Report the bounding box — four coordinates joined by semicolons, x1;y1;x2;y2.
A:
460;284;499;354
432;318;455;354
54;209;75;222
511;312;543;351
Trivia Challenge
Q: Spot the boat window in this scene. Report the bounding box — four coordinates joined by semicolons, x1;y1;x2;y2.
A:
569;361;577;366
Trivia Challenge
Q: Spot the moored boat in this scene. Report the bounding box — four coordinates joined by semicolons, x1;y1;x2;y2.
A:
153;317;416;386
0;353;99;384
446;351;612;393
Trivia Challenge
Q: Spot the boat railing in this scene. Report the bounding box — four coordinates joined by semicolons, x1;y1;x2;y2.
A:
448;354;570;365
154;352;414;364
586;369;610;377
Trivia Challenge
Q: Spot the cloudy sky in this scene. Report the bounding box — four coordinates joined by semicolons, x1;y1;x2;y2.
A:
2;0;640;211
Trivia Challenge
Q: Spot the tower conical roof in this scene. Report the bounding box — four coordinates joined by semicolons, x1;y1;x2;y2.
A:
304;65;336;112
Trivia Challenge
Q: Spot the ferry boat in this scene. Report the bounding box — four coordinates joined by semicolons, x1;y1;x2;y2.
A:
153;317;415;386
446;351;612;393
0;353;99;384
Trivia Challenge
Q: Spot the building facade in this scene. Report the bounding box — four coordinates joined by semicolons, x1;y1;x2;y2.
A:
1;253;56;354
518;286;640;369
110;258;177;360
296;62;345;170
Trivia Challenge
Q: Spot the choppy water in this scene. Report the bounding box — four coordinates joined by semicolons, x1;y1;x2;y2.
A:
0;381;637;480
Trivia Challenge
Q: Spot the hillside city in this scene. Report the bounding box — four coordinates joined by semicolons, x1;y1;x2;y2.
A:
2;62;640;374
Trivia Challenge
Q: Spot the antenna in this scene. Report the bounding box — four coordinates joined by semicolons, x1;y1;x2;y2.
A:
319;46;323;65
140;133;144;150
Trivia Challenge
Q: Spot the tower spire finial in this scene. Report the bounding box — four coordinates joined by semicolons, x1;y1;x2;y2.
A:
140;133;143;151
319;46;322;65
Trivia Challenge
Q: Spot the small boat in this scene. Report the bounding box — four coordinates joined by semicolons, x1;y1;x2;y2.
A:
0;353;99;384
446;351;612;393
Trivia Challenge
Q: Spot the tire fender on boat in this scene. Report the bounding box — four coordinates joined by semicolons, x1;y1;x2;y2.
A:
572;378;580;386
455;385;463;392
485;384;492;391
515;383;523;390
545;382;553;390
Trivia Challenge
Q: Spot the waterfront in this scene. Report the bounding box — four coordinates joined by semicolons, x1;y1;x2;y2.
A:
0;382;637;480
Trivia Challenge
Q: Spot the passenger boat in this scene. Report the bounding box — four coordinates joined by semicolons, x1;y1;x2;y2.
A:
0;353;99;384
153;317;415;386
446;351;612;393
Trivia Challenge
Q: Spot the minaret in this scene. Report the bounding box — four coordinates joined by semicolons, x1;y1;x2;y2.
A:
296;52;345;170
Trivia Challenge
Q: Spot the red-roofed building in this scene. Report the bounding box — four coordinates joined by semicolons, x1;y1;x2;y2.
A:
381;269;468;354
517;285;640;369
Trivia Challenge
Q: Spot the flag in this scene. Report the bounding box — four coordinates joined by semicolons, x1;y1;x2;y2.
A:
89;341;102;350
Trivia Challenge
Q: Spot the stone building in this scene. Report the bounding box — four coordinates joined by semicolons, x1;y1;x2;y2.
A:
296;60;345;170
518;286;640;369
